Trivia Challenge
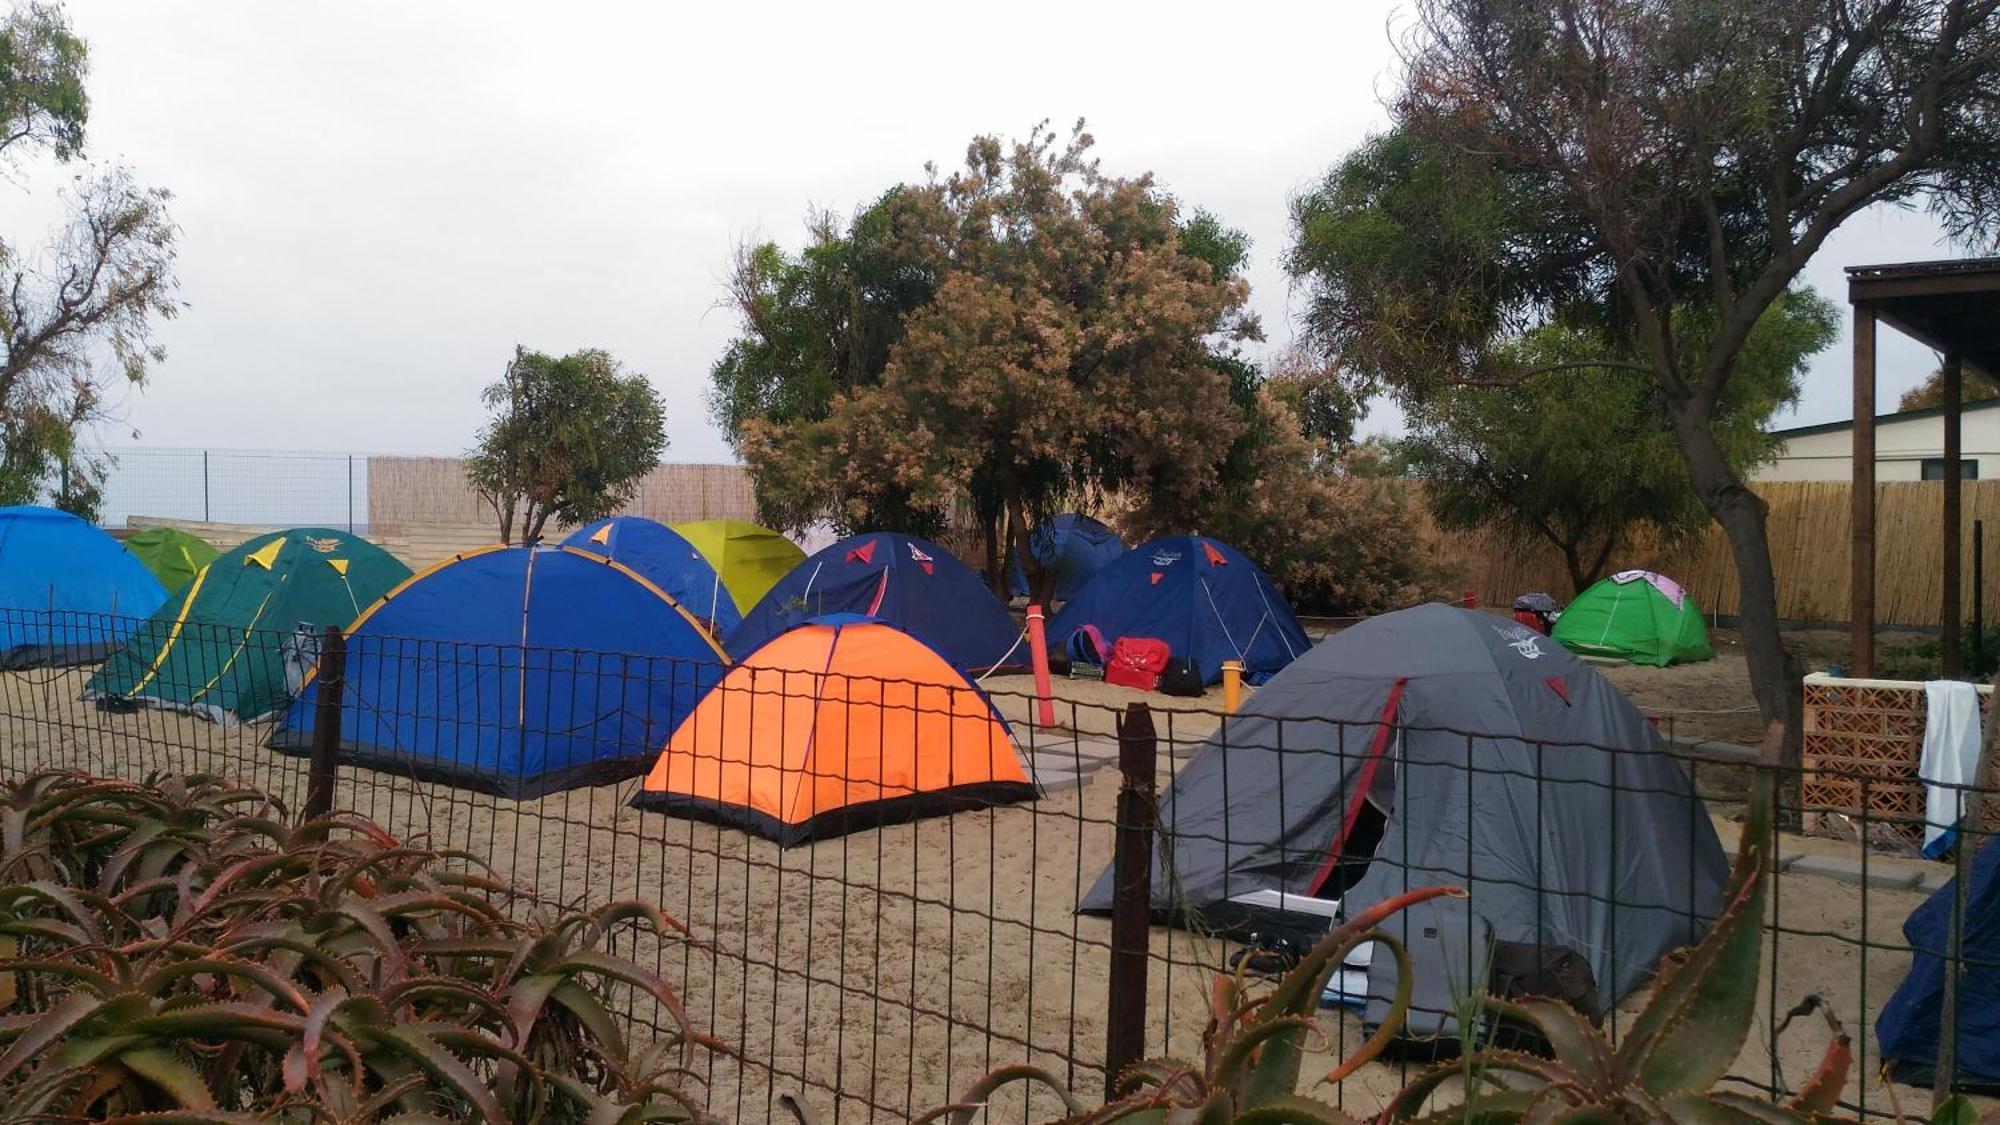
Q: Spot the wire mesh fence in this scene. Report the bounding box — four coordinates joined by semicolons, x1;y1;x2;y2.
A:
0;607;1988;1121
90;447;366;531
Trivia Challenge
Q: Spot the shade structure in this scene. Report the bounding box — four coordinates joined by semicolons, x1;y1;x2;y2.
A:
670;519;803;617
1008;513;1126;601
727;532;1024;675
0;506;167;669
632;617;1036;845
1079;603;1727;1037
1877;838;2000;1089
270;545;728;798
1551;570;1713;666
122;528;220;594
1048;534;1309;686
562;516;741;637
88;528;411;722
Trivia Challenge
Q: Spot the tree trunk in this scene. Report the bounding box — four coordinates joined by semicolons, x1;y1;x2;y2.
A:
1004;494;1037;604
982;513;1002;596
1559;542;1589;598
1668;399;1804;822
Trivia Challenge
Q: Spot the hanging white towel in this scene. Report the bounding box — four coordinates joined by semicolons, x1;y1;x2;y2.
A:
1920;680;1984;860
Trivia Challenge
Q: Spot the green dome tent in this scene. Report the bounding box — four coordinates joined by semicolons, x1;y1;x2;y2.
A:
87;528;411;721
122;528;220;593
1552;570;1713;666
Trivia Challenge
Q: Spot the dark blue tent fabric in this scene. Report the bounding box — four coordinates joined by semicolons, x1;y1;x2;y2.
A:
1007;513;1127;602
727;533;1024;674
1878;840;2000;1088
562;517;742;638
270;545;728;798
1047;535;1309;686
0;506;167;668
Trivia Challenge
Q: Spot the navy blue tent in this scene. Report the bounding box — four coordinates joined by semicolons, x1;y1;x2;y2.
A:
562;516;742;638
1878;840;2000;1089
727;533;1024;675
270;545;729;798
0;506;167;669
1047;535;1309;686
1008;513;1127;602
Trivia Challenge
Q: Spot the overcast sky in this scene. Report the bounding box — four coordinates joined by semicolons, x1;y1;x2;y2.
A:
0;1;1962;463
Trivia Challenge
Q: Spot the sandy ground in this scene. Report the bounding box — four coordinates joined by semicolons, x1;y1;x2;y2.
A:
0;659;1959;1123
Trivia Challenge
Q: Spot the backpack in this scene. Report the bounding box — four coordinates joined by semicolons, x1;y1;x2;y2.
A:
1105;636;1171;692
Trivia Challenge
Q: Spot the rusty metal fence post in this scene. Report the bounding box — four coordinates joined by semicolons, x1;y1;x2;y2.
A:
303;626;346;822
1105;701;1158;1095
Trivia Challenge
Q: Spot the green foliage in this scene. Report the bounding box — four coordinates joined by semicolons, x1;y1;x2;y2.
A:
0;3;87;163
465;346;668;544
712;120;1260;582
0;3;176;517
1126;388;1447;616
1288;0;2000;735
1899;368;2000;412
0;769;723;1122
1403;290;1836;594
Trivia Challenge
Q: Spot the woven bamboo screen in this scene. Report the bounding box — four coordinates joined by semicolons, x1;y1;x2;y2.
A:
365;458;758;534
1430;479;1995;629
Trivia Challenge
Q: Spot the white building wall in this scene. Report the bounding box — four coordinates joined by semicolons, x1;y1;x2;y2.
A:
1754;408;2000;481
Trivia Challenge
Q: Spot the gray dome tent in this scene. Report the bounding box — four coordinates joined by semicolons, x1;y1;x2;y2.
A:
1080;603;1728;1036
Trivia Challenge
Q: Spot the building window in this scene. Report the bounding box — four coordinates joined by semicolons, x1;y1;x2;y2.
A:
1921;458;1980;481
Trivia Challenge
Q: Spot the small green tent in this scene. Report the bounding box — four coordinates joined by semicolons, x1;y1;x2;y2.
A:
122;528;220;593
1551;570;1713;667
670;519;804;616
87;528;412;721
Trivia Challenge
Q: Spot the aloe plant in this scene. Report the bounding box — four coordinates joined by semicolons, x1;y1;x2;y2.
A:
906;883;1466;1125
0;768;726;1122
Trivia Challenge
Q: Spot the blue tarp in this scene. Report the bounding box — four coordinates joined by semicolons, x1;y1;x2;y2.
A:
562;516;742;638
1046;534;1309;686
271;545;728;798
1878;839;2000;1089
0;506;166;668
1007;513;1126;602
726;532;1024;674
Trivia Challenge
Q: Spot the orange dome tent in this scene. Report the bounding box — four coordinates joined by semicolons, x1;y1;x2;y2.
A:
631;615;1037;844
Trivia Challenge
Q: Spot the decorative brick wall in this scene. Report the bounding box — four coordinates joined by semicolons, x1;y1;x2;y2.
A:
1801;672;1991;844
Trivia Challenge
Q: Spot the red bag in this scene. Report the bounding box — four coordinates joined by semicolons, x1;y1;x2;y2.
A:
1105;636;1171;692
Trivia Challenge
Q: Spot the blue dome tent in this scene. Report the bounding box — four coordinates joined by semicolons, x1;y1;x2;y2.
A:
562;516;742;637
1008;513;1127;602
270;544;728;798
1877;840;2000;1090
727;532;1025;675
0;506;167;669
1047;534;1309;686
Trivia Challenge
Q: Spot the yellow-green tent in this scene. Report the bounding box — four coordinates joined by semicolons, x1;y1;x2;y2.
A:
670;519;803;616
122;528;220;594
